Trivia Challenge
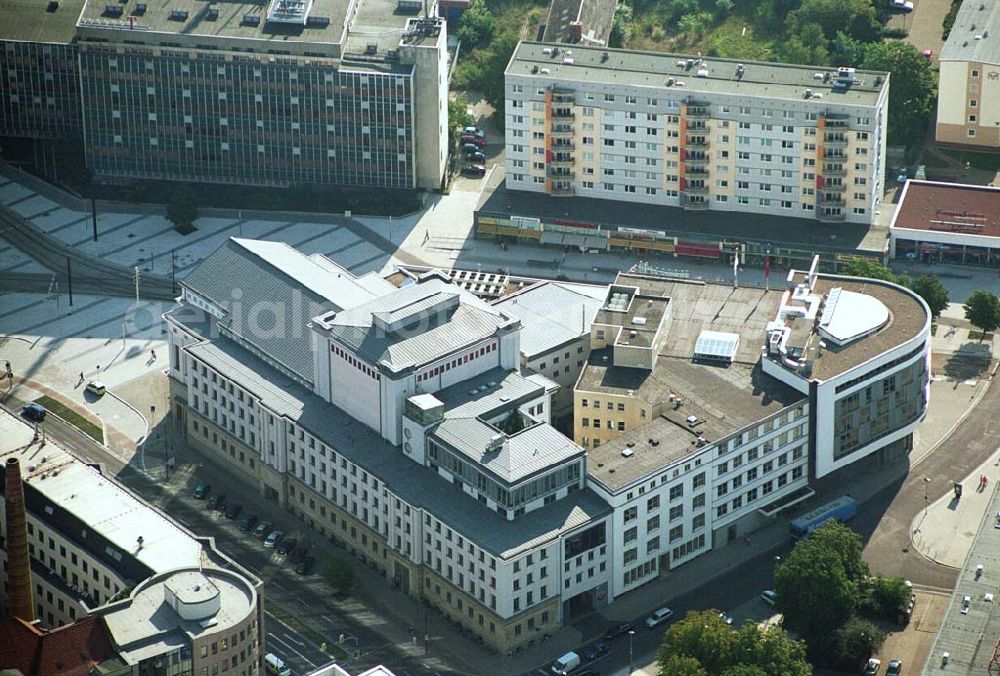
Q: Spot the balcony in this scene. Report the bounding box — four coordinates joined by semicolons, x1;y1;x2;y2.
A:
822;181;846;192
550;124;574;138
685;136;710;149
823;135;848;147
550;154;574;165
686;166;709;176
551;140;575;151
551;90;575;105
824;151;847;161
818;209;847;222
548;167;574;179
551;107;574;120
823;164;847;176
685;153;710;165
684;198;710;210
824;116;849;128
551;182;574;196
686;106;710;119
685;183;709;194
687;122;709;132
821;194;846;206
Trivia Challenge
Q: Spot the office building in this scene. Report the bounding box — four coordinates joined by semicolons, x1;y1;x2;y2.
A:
504;42;890;224
0;409;264;675
889;180;1000;266
936;0;1000;148
165;238;930;651
0;0;448;190
492;281;603;424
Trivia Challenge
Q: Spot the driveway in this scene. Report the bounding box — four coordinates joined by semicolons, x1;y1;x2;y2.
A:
886;0;953;64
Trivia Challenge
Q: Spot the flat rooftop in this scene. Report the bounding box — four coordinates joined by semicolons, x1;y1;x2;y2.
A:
491;281;602;358
76;0;350;45
595;284;670;350
0;0;86;42
477;182;888;256
508;41;889;107
940;0;1000;65
0;409;203;576
101;568;255;662
797;275;928;381
542;0;617;45
585;358;805;492
891;180;1000;240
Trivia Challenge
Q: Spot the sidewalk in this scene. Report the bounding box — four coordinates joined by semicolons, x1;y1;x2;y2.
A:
911;450;1000;569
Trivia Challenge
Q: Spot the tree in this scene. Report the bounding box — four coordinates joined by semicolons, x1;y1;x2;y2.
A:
447;96;475;150
910;275;949;318
834;617;884;667
678;12;714;39
774;522;867;656
963;289;1000;339
322;557;356;594
859;576;912;621
609;2;633;48
861;41;936;147
777;22;829;66
659;655;708;676
843;259;901;284
830;31;865;67
658;610;734;674
479;28;520;124
456;0;495;49
166;187;198;233
657;611;812;675
786;0;880;45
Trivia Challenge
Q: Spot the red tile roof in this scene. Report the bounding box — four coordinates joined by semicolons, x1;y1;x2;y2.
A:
892;181;1000;238
0;616;116;676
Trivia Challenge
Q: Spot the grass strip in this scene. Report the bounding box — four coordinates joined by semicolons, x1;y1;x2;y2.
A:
34;395;104;444
266;601;350;661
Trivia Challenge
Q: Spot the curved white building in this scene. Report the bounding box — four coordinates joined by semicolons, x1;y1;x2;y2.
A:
762;258;931;478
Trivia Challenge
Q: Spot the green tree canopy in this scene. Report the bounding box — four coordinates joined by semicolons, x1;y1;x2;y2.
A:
657;610;812;675
456;0;495;49
609;2;634;48
843;259;901;283
910;275;950;318
786;0;880;45
322;557;356;594
964;289;1000;338
861;41;936;147
774;522;868;655
778;22;829;65
834;617;885;667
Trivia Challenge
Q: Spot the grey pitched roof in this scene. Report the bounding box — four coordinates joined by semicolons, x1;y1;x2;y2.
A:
180;238;392;384
179;332;607;559
941;0;1000;65
429;368;586;484
492;282;603;358
322;278;514;371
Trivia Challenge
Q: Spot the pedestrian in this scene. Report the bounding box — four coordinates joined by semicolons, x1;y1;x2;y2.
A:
151;349;156;360
744;534;750;546
78;372;84;384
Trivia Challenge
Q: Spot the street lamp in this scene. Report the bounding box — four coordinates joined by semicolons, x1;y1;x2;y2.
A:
628;628;636;675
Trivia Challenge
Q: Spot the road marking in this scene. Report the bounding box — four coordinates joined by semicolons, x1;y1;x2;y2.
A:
321;615;336;624
266;632;317;668
282;632;306;647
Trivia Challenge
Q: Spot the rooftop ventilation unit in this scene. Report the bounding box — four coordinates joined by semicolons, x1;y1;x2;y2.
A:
366;43;378;54
205;5;218;19
813;72;824;80
540;68;551;74
105;4;122;15
169;8;187;19
621;448;635;458
675;81;686;87
805;89;812;98
696;66;709;77
563;56;574;65
46;0;58;10
686;415;698;425
543;47;553;55
601;52;608;62
305;14;329;27
241;13;259;25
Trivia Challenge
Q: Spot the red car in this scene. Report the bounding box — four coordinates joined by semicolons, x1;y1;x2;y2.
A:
921;49;933;59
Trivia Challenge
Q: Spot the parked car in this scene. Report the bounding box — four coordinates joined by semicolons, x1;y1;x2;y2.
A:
891;0;914;10
277;537;298;555
886;659;902;675
603;621;634;640
550;651;581;675
464;126;485;140
461;143;481;156
466;150;486;163
460;134;485;147
85;381;106;396
20;403;46;423
264;530;284;548
582;642;610;661
289;544;308;564
864;658;882;675
238;514;259;532
717;611;734;626
252;522;272;540
208;493;226;511
193;483;210;500
921;49;933;59
760;590;777;606
461;164;487;177
294;556;316;575
645;607;674;628
224;502;243;520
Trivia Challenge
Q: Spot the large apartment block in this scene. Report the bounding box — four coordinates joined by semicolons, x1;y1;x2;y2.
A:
504;42;890;224
935;0;1000;148
0;0;449;190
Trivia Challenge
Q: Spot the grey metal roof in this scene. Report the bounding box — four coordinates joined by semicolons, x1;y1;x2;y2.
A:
179;332;606;559
492;282;602;358
323;278;513;371
940;0;1000;65
180;238;391;384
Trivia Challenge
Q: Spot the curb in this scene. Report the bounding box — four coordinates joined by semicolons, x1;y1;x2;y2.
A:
912;376;993;469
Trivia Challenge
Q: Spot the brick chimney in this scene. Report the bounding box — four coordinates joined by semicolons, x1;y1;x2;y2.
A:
5;458;35;623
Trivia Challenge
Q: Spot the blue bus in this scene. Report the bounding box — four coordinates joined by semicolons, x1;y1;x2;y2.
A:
789;495;857;538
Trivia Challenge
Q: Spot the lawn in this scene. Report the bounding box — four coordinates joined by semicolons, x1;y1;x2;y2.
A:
34;395;104;444
941;149;1000;173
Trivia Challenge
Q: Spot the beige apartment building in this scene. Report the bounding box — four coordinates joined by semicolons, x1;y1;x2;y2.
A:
936;0;1000;148
505;42;890;224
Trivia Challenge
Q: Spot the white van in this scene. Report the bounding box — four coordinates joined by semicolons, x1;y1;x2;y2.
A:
550;651;581;674
264;653;292;676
